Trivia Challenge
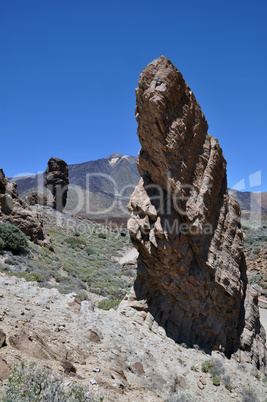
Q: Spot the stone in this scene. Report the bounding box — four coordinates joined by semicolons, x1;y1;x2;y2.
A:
61;360;77;374
25;191;49;206
0;329;6;348
0;356;9;380
45;157;69;212
127;56;266;368
88;329;102;343
0;169;52;249
199;377;207;385
197;380;205;390
132;361;144;375
9;330;67;360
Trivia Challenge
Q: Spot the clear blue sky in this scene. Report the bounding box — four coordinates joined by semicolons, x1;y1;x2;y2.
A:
1;0;266;191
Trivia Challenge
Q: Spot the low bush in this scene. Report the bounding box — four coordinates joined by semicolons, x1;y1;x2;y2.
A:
97;298;122;310
201;360;214;373
64;237;86;247
0;223;28;254
84;246;96;255
1;361;93;401
212;376;220;386
98;232;107;239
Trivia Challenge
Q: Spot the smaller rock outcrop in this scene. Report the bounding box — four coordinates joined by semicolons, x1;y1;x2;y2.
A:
25;191;49;206
0;169;52;249
45;158;69;212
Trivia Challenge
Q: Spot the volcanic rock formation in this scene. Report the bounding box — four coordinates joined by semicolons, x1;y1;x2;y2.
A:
25;191;49;206
0;169;52;249
127;56;266;368
45;158;69;212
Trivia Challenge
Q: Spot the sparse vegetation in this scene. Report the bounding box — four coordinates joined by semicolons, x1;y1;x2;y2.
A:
225;383;233;391
252;371;261;380
0;361;94;401
0;209;135;304
242;387;259;402
201;360;214;373
97;298;122;310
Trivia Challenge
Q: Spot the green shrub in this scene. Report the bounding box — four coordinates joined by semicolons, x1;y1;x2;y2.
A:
98;232;107;239
84;246;96;255
97;298;122;310
252;372;261;380
212;376;220;386
1;361;92;401
225;383;233;391
77;290;89;301
0;223;28;254
64;237;86;247
201;360;214;373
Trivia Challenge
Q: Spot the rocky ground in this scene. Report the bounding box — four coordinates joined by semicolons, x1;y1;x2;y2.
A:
0;208;267;400
1;272;267;401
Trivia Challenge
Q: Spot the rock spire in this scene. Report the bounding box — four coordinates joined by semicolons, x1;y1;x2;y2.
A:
45;157;69;212
127;56;266;368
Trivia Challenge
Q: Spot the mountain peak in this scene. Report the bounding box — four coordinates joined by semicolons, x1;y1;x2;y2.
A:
107;153;123;159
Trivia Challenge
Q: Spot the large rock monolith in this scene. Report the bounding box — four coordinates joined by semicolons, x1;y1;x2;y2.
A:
127;56;266;368
45;158;69;212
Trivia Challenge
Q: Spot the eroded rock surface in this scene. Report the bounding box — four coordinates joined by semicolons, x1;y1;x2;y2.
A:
25;191;49;206
45;157;69;212
0;169;52;249
127;56;266;368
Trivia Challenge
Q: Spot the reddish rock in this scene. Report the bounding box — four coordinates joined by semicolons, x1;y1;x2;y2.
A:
0;356;9;380
127;56;266;368
0;169;52;249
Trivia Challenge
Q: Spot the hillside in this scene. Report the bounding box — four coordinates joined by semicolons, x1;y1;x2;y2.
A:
229;189;267;212
13;155;267;219
1;207;267;401
14;154;139;218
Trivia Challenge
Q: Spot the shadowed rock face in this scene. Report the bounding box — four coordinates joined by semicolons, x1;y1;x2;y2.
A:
0;169;52;249
45;158;69;212
127;56;266;368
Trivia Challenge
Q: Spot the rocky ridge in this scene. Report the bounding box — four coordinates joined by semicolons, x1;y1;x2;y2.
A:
127;56;266;368
0;169;52;249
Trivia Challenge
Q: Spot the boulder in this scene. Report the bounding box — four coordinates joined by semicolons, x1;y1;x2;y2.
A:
127;56;266;368
0;356;9;380
0;169;52;249
0;329;6;347
45;157;69;212
25;191;49;206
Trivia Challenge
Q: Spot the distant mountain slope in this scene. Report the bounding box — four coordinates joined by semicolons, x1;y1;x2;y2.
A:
13;154;140;217
12;155;267;217
229;189;267;212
